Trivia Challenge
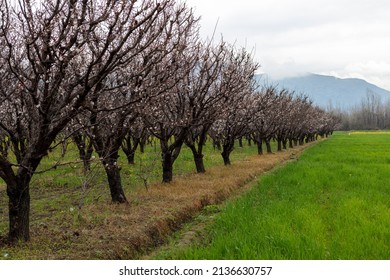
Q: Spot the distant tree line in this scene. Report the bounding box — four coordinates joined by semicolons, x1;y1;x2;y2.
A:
331;90;390;130
0;0;339;244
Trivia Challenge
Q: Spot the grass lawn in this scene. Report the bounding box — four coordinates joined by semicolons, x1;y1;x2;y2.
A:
154;132;390;259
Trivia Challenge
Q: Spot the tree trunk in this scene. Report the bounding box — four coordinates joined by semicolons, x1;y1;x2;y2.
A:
187;143;206;173
5;160;41;243
93;134;128;203
213;139;221;151
221;142;234;165
139;137;146;153
159;133;185;183
186;129;208;174
98;146;127;203
266;139;272;153
73;134;93;172
122;135;140;165
126;152;136;165
277;139;282;151
238;137;243;148
221;151;231;165
7;181;30;243
104;163;127;203
256;141;263;155
194;154;206;173
123;142;137;164
289;138;294;149
160;141;181;183
282;139;287;150
161;150;173;183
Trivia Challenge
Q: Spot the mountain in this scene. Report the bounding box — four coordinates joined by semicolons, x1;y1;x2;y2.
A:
257;73;390;109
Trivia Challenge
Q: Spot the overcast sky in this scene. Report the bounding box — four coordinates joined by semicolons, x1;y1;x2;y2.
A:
185;0;390;90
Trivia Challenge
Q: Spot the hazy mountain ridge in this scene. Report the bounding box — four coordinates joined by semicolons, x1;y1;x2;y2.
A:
257;74;390;109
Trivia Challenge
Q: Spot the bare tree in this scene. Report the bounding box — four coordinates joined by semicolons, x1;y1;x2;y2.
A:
182;40;229;173
249;85;290;154
337;90;389;130
286;94;313;147
210;94;255;165
142;46;199;183
249;85;280;154
271;89;295;151
208;46;259;165
78;1;199;200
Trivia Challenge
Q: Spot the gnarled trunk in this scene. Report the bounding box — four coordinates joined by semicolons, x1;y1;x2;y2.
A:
104;161;127;203
161;151;174;183
186;129;208;173
97;146;127;203
160;137;184;183
187;142;206;173
221;141;234;165
193;154;206;173
7;180;30;243
5;164;38;243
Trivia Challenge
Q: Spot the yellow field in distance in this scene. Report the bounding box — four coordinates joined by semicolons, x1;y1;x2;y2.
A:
350;131;390;135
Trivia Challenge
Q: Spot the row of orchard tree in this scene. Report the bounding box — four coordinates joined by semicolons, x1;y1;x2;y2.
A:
0;0;339;243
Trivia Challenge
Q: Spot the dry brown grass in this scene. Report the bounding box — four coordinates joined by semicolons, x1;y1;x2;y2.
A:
1;144;313;259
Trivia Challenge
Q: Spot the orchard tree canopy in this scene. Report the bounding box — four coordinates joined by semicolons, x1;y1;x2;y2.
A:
0;0;340;245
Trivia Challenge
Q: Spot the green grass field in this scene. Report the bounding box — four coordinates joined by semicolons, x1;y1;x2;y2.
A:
155;132;390;259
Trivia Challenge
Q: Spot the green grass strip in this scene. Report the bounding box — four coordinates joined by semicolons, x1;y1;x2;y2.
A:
160;133;390;259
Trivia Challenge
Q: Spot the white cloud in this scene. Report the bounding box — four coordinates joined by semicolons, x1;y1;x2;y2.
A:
327;61;390;89
185;0;390;90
